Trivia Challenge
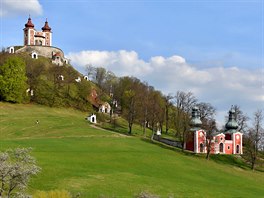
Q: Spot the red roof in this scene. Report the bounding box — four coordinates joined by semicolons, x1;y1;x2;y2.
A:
54;52;61;57
42;19;52;32
25;17;34;28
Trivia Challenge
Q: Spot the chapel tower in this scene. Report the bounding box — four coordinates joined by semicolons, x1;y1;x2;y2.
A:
185;106;206;153
224;107;243;154
23;16;52;46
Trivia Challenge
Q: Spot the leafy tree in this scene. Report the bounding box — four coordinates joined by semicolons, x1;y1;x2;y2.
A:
138;82;150;137
148;90;165;138
123;89;137;134
118;77;143;134
0;56;28;103
0;148;40;198
164;94;174;134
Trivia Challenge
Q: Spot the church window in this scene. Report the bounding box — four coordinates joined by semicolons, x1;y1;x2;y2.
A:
227;146;230;150
219;143;224;153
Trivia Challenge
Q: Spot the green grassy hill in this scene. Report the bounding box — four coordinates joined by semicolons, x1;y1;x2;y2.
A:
0;102;263;197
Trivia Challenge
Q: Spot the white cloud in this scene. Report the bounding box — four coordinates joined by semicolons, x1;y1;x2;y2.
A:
67;50;151;77
67;50;264;126
0;0;42;17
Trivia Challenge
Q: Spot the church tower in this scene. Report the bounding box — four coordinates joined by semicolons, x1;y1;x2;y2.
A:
224;107;243;154
185;106;205;152
41;19;52;46
23;16;35;45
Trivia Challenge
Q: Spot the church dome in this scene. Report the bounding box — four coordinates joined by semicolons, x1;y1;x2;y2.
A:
190;106;202;130
225;107;238;132
25;17;34;28
42;19;51;32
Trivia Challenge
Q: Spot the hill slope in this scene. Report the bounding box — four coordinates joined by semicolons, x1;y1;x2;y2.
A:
0;103;263;197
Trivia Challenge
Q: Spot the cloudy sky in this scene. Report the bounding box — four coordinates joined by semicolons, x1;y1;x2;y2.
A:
1;0;263;126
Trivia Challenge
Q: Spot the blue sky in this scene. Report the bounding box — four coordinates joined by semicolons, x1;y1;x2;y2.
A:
1;0;263;126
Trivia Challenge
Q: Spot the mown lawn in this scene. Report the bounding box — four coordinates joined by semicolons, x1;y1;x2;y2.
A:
0;102;263;197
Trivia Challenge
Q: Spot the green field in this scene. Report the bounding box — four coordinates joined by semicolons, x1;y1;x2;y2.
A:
0;102;263;197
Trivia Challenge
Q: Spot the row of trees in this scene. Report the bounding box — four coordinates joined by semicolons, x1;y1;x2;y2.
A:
85;65;217;138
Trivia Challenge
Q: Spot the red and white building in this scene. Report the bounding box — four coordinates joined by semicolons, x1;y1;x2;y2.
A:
23;16;52;46
185;107;243;154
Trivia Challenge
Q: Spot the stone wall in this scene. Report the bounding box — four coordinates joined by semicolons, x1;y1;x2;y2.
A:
153;134;182;148
15;45;64;59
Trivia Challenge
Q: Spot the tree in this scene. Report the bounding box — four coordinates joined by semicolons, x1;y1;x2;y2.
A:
123;89;136;134
148;90;164;139
84;64;95;80
244;110;264;170
233;105;249;133
173;91;197;149
204;119;217;160
196;102;217;159
164;94;173;133
119;77;143;134
0;148;41;198
94;67;107;88
0;57;28;103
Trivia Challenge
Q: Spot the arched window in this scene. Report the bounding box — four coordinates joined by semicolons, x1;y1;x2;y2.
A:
219;143;224;153
200;143;204;153
236;145;240;154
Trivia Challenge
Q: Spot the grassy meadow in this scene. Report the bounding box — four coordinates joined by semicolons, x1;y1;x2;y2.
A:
0;102;263;197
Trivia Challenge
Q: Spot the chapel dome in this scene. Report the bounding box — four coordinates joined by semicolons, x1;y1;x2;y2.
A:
225;107;238;132
190;106;202;130
25;17;34;28
42;19;52;32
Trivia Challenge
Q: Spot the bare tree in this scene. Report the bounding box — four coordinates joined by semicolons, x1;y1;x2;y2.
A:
0;148;41;198
93;67;106;88
196;102;216;124
173;91;197;149
84;64;95;80
244;110;264;170
196;102;217;159
204;119;217;160
233;105;249;133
